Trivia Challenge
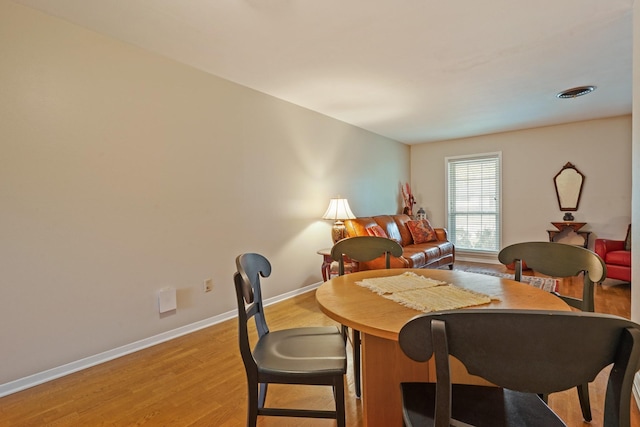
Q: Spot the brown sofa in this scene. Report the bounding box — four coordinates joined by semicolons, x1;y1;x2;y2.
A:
343;214;455;270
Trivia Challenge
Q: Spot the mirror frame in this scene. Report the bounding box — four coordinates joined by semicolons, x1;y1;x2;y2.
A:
553;162;585;212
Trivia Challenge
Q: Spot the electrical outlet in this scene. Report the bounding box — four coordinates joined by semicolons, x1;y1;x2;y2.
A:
203;278;213;292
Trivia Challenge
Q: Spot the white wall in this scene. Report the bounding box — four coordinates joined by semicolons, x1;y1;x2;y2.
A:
630;3;639;403
631;1;639;323
0;2;409;386
411;116;632;255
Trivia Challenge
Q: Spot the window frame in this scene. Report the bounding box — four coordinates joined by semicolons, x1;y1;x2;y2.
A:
445;152;502;255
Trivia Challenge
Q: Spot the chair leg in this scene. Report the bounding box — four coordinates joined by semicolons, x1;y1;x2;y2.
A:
341;324;348;343
258;382;268;408
354;329;361;398
577;383;592;421
334;376;346;427
247;381;259;427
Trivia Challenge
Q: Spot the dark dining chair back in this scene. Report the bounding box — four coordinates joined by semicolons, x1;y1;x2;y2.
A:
331;235;404;276
498;241;607;421
234;253;347;427
498;241;606;312
399;309;640;427
330;236;403;398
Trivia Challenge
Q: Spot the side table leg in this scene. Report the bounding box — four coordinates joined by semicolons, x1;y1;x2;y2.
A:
321;255;331;281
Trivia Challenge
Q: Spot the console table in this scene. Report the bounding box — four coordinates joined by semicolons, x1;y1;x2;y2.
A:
546;222;591;248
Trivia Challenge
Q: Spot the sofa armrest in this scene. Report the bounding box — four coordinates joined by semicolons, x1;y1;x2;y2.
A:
594;238;625;259
434;228;449;242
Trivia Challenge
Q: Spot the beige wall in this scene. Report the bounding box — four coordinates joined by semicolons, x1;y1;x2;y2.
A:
0;2;409;386
411;116;632;255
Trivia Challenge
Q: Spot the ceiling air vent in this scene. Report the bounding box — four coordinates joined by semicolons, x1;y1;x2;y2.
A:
556;86;596;99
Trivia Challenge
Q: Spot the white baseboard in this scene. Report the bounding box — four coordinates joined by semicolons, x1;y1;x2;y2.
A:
0;282;321;398
454;251;500;264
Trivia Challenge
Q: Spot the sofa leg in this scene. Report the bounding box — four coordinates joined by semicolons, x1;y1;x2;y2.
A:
448;264;454;270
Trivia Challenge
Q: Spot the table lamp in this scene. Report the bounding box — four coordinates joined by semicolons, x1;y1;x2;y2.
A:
322;197;356;243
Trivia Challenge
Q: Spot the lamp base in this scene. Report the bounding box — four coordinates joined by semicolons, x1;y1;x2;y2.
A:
331;221;346;244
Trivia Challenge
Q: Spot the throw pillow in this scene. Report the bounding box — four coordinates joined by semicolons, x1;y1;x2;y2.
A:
366;225;388;238
625;224;631;251
406;219;436;244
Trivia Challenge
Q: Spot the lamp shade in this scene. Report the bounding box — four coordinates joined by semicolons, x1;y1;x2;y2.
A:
322;198;356;221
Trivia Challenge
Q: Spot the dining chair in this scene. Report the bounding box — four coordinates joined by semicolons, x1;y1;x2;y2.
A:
330;235;403;398
498;241;607;421
234;253;347;427
399;309;640;427
498;241;606;312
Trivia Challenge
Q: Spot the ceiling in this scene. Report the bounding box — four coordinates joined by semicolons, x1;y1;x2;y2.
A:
14;0;634;144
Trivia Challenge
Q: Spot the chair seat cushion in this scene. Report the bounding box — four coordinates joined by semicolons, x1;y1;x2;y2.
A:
606;250;631;267
255;326;346;377
401;382;565;427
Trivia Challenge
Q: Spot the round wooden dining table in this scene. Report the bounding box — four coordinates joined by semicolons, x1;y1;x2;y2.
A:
315;268;571;427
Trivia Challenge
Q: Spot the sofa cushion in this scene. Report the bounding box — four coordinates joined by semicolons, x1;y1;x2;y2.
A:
505;260;531;271
433;241;455;258
412;243;441;259
606;250;631;267
366;225;388;238
372;215;403;244
392;214;419;246
398;246;426;268
406;219;437;244
344;217;380;238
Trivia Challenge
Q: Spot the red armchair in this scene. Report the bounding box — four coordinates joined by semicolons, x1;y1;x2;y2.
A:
594;225;631;283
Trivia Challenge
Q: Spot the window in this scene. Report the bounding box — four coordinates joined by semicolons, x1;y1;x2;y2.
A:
446;153;501;253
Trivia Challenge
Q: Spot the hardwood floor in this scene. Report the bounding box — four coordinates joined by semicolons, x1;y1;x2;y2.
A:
0;261;636;426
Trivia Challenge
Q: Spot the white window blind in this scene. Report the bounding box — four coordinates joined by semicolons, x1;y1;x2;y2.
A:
447;153;501;252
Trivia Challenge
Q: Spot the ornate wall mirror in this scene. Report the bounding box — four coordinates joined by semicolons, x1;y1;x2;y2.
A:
553;162;584;212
